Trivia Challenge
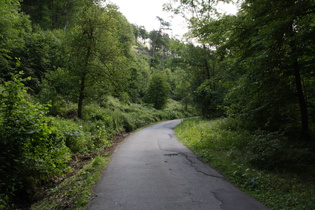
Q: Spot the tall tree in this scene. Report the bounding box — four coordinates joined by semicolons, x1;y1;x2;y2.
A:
149;30;171;68
144;74;170;109
69;3;133;118
132;24;149;43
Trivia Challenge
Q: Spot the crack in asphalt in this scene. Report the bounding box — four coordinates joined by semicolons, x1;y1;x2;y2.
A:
164;153;179;156
164;152;224;180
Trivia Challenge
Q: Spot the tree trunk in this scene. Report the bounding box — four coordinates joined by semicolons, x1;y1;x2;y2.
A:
292;56;309;140
77;45;91;119
288;24;310;140
204;59;211;80
77;72;86;119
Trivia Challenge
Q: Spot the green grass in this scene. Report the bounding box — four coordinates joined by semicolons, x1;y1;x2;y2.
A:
175;118;315;210
31;155;109;210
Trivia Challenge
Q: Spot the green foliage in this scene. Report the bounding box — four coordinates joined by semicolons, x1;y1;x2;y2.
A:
127;64;150;103
18;29;67;93
31;155;110;210
39;67;78;115
52;119;90;154
67;3;133;118
166;0;315;139
245;133;314;171
166;39;224;117
176;118;315;171
194;79;225;118
221;3;313;132
84;97;192;133
132;24;149;42
21;0;95;30
175;118;315;209
144;74;170;109
0;0;31;81
83;103;124;136
0;73;70;205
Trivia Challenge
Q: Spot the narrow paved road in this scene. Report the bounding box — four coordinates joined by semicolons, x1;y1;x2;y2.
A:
87;120;269;210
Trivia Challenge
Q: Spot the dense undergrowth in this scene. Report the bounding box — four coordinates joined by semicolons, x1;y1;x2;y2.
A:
175;118;315;210
0;74;194;209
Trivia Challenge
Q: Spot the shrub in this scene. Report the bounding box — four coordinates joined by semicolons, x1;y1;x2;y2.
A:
52;118;89;154
121;113;137;132
83;104;122;135
245;131;314;171
0;73;70;205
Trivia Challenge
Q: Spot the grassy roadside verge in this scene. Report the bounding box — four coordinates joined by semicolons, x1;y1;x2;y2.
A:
175;118;315;210
30;123;158;209
31;154;109;210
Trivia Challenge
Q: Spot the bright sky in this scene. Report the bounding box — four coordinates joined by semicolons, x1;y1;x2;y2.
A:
108;0;238;38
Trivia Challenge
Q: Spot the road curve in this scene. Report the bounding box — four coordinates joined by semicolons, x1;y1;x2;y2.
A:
87;119;269;210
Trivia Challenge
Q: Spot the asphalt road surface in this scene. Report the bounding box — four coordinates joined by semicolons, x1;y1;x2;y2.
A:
87;119;269;210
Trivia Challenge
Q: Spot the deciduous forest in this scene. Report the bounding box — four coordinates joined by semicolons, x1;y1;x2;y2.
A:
0;0;314;209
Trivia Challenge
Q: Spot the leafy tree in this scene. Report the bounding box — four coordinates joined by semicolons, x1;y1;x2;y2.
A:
194;79;225;118
68;3;133;118
144;74;170;109
132;24;149;43
167;38;224;117
156;16;171;31
127;58;151;103
148;30;171;68
164;0;228;44
39;67;78;115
